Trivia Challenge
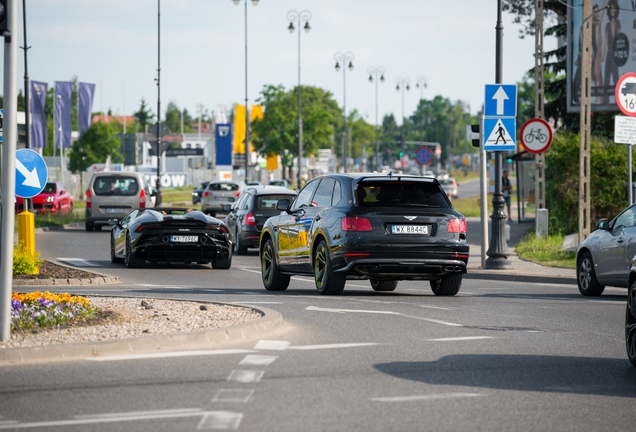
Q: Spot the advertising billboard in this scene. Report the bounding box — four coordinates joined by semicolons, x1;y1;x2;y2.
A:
215;123;233;166
567;0;631;112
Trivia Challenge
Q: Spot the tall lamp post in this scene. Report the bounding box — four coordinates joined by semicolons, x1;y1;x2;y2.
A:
395;77;410;170
155;0;162;205
287;10;311;189
415;75;427;101
233;0;260;182
368;66;385;172
334;52;354;173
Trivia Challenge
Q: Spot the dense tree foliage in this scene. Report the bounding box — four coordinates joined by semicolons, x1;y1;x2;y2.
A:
68;121;124;174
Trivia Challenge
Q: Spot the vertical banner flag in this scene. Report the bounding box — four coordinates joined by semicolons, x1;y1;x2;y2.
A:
54;81;72;149
78;82;96;133
250;105;263;153
233;104;246;154
216;124;233;166
30;81;48;149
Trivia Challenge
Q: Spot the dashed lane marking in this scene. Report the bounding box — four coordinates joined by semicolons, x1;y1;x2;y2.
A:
87;349;255;362
56;258;101;267
239;355;279;366
197;411;243;430
212;389;254;403
289;343;379;350
254;340;290;350
227;370;265;384
427;336;494;342
306;306;463;327
370;393;486;402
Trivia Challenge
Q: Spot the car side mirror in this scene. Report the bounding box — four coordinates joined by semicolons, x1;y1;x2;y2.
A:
108;219;119;227
277;199;291;213
597;218;610;230
59;190;65;195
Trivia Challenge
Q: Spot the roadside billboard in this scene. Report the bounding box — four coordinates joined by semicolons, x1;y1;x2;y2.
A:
567;0;631;113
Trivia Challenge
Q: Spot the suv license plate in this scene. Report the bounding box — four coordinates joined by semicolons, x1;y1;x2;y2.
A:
105;208;125;214
170;235;199;243
391;225;429;235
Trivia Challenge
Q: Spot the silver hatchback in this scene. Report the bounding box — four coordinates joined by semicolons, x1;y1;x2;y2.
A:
201;180;246;217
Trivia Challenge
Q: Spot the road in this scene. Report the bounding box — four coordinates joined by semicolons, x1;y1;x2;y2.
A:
1;227;634;431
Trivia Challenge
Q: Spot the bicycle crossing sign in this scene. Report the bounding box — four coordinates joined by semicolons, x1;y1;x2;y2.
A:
483;117;516;151
520;118;552;154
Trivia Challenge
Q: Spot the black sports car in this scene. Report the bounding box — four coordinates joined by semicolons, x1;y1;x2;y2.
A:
109;208;232;269
259;173;469;295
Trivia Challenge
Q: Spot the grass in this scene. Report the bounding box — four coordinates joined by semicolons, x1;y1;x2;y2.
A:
514;233;576;269
160;187;193;204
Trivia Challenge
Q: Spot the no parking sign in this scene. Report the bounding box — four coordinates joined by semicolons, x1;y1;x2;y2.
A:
415;147;432;165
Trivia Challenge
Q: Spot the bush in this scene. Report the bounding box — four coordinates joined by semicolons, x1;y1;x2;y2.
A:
13;243;43;275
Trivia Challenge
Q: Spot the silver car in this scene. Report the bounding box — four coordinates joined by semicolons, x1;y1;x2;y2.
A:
201;180;246;217
576;203;636;295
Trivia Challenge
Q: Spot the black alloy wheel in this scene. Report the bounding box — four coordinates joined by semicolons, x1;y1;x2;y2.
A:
577;251;605;296
314;240;346;295
125;234;143;268
430;274;462;296
370;279;398;292
261;239;289;291
110;234;124;264
626;281;636;367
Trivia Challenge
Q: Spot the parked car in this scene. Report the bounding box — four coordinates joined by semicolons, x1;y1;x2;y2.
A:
439;177;459;199
109;208;232;269
224;186;298;255
200;180;246;217
269;179;290;189
626;262;636;367
85;171;154;232
191;181;210;205
259;173;469;296
576;203;636;296
15;182;73;214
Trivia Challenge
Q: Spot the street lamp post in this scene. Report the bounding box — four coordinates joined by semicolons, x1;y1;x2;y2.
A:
155;0;162;205
233;0;260;183
334;52;354;173
395;77;410;170
287;10;311;189
368;66;385;172
415;75;427;172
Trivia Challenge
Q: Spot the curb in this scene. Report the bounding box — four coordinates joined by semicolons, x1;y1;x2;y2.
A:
13;276;121;287
0;304;283;365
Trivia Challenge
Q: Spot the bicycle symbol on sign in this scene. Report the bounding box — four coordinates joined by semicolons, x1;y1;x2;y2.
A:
524;128;547;144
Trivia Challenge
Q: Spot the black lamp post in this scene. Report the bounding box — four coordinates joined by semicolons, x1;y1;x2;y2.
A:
155;0;162;205
395;77;410;170
334;52;354;173
287;10;311;189
368;66;385;172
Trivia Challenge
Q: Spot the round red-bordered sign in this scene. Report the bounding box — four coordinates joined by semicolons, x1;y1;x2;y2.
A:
615;72;636;116
520;118;553;154
415;146;432;165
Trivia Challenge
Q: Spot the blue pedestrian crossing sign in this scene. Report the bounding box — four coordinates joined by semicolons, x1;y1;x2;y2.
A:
484;84;517;117
483;117;516;151
15;149;48;198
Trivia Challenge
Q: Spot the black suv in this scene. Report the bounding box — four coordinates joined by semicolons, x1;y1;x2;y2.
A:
224;186;298;255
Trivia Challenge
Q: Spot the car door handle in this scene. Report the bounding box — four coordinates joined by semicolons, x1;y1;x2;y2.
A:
315;214;321;221
617;238;625;244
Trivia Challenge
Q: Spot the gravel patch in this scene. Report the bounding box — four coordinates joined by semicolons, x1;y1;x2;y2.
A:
1;297;262;349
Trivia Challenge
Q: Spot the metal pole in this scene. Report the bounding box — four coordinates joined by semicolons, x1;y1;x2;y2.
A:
243;0;250;182
21;0;31;212
375;72;379;171
579;0;592;241
1;0;19;341
155;0;162;205
342;62;347;172
485;0;511;269
297;14;302;188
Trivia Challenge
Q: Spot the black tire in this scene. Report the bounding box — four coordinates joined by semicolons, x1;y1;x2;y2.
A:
430;274;462;296
314;240;346;295
577;251;605;296
627;281;636;367
370;279;398;292
125;234;144;268
85;222;94;232
261;238;289;291
94;225;102;232
212;252;232;269
110;234;124;264
234;230;248;255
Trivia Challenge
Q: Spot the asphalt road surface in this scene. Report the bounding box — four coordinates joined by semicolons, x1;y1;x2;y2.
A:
1;227;634;432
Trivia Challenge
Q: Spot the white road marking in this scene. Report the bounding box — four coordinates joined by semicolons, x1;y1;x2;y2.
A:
371;393;485;402
212;389;254;403
197;411;243;430
591;300;625;305
306;306;463;327
56;258;100;267
229;302;284;305
132;284;194;288
419;305;454;311
88;349;254;362
427;336;493;342
227;370;265;384
289;343;379;350
239;354;279;366
254;340;290;350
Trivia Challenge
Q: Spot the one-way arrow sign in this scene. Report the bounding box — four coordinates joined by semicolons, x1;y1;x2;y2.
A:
484;84;517;117
15;149;48;198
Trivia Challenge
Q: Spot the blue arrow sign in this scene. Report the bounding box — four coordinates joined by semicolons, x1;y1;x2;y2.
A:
484;84;517;117
15;149;48;198
0;108;3;143
483;117;516;152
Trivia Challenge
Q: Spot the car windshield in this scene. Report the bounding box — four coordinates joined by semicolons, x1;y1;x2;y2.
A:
195;182;208;190
356;180;450;208
256;194;295;210
94;176;139;196
42;183;56;193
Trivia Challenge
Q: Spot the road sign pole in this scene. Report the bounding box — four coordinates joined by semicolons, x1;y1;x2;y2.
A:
485;0;511;270
1;0;19;342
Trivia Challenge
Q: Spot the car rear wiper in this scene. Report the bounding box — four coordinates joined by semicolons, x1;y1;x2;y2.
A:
404;203;439;207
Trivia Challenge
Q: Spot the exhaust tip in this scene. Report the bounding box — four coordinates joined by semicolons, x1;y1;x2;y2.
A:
200;236;207;244
162;236;169;243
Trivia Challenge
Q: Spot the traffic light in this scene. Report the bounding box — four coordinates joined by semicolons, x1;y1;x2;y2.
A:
470;124;480;147
399;151;404;157
0;0;8;37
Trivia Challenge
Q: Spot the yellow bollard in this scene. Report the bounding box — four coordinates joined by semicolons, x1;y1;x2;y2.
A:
17;210;36;257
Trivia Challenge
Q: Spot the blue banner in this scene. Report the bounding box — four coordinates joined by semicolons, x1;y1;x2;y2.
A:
78;82;95;133
30;81;48;149
54;81;72;149
215;123;233;166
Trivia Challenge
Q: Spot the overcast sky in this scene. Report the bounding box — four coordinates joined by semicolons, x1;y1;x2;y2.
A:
11;0;555;126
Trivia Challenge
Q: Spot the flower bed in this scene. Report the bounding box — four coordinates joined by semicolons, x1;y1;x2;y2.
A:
11;291;98;330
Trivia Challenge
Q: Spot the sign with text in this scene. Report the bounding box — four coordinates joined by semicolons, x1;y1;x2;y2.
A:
614;115;636;144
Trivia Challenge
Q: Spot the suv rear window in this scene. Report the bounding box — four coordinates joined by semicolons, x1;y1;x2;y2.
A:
357;181;450;208
256;194;295;210
209;182;239;192
93;176;139;196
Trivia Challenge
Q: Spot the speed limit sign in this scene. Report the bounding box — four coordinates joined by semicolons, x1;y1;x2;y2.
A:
616;73;636;116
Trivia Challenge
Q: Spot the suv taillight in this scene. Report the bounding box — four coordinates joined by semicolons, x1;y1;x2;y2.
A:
139;188;146;208
341;217;372;231
85;189;92;209
447;218;467;233
244;212;256;226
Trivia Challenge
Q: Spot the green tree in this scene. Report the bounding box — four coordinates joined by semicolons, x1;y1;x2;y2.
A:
133;98;154;133
347;109;375;163
164;101;182;134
